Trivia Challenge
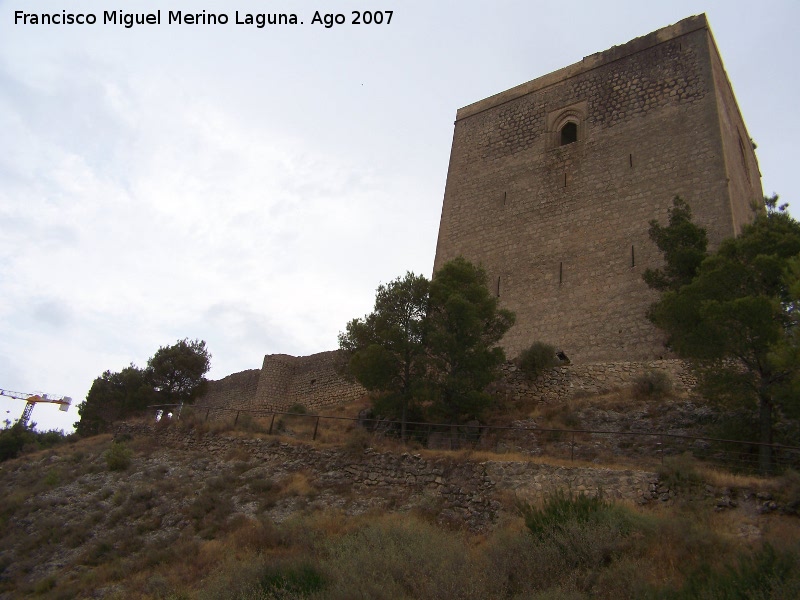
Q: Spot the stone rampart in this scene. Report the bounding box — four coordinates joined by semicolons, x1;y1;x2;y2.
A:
253;350;366;412
194;369;260;413
194;352;366;417
194;352;365;417
195;351;696;419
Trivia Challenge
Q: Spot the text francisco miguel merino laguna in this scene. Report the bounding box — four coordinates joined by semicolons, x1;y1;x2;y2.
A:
14;10;303;28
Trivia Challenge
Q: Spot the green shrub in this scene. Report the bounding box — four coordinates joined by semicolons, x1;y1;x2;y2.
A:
32;576;56;594
43;470;60;487
105;441;133;471
343;427;372;455
662;543;800;599
657;453;703;492
236;412;266;433
632;370;673;399
0;424;68;462
259;560;325;596
287;403;308;415
518;342;559;379
518;489;647;578
318;518;476;599
775;469;800;513
518;488;612;540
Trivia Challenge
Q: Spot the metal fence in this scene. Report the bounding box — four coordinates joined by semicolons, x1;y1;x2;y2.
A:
149;404;800;475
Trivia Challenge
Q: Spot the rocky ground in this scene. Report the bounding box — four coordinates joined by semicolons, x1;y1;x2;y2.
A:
1;394;798;598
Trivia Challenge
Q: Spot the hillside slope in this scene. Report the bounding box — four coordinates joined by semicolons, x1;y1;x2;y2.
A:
1;420;798;598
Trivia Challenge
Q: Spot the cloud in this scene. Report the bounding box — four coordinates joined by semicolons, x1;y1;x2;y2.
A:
31;298;73;329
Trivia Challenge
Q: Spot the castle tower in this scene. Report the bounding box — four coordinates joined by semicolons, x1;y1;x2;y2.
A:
433;14;763;364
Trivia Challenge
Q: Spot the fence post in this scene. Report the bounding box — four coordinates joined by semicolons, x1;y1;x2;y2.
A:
660;434;665;464
205;408;210;422
313;417;320;441
571;431;575;462
269;413;276;435
234;411;240;426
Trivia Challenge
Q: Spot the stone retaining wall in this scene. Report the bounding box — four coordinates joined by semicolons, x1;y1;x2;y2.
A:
501;358;696;403
117;423;663;530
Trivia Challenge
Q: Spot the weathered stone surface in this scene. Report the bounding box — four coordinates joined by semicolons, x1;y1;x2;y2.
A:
196;350;366;414
433;14;763;363
499;358;695;403
117;423;671;531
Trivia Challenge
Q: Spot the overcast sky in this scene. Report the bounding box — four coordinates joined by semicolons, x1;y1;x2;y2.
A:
1;0;798;432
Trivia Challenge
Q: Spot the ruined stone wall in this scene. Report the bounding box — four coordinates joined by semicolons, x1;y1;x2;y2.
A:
433;14;763;364
501;358;695;404
193;369;260;413
252;350;365;412
194;352;696;419
191;352;365;417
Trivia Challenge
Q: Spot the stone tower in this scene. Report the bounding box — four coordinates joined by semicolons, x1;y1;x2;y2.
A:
433;14;763;364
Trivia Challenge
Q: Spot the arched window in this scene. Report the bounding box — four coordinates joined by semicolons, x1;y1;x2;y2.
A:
560;121;578;145
547;101;586;150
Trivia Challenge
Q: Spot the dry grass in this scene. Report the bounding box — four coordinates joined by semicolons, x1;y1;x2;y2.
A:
2;433;797;600
699;465;774;489
280;472;316;498
7;395;791;598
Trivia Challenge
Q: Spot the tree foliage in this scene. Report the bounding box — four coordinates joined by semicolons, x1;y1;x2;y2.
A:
339;258;515;426
425;258;515;422
0;422;68;462
643;197;708;292
75;339;211;436
76;365;156;437
147;338;211;404
646;196;800;472
339;273;429;434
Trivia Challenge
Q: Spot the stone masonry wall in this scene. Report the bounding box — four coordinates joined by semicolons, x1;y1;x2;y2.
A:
252;350;365;412
193;352;365;418
433;15;763;364
194;351;696;420
117;422;663;531
501;358;695;404
194;369;260;414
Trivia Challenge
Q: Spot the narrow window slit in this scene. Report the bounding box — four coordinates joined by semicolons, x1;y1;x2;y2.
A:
564;173;567;187
631;245;635;267
559;262;563;285
629;153;633;168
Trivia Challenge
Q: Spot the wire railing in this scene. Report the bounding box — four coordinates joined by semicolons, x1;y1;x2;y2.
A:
149;404;800;475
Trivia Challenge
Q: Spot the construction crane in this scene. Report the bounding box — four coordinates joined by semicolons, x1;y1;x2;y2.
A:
0;389;72;428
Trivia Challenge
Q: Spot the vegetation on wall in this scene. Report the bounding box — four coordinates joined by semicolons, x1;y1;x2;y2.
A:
646;196;800;472
517;341;559;380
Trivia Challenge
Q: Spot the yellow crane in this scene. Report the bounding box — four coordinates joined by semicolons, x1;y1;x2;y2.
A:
0;388;72;428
